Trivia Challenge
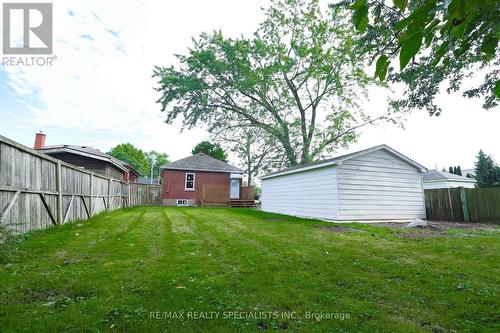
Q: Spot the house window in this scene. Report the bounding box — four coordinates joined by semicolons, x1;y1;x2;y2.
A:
177;199;189;206
185;173;195;190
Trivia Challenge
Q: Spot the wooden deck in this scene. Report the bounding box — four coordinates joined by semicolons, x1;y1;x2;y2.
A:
230;199;258;208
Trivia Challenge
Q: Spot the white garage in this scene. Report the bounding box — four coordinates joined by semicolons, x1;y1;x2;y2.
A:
261;145;427;221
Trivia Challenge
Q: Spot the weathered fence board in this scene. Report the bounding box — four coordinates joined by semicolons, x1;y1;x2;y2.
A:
424;188;464;221
425;187;500;223
129;183;161;207
466;188;500;223
0;135;162;233
201;184;229;207
240;186;254;200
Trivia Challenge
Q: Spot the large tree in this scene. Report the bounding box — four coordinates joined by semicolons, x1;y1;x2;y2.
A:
475;150;500;187
192;141;228;162
108;143;149;175
343;0;499;115
154;0;389;167
213;127;286;185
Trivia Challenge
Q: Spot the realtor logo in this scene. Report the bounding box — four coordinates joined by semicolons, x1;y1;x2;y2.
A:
2;3;52;54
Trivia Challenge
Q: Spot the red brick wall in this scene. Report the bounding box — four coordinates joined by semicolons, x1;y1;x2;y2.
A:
161;169;231;202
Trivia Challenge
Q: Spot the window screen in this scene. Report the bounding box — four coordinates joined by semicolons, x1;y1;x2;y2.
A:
185;173;195;189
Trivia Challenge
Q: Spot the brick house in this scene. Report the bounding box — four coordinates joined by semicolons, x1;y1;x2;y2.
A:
160;153;244;206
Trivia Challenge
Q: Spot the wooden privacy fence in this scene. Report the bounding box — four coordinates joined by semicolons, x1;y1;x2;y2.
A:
201;184;229;207
240;186;254;200
425;187;500;223
200;185;256;207
0;135;161;233
129;183;161;207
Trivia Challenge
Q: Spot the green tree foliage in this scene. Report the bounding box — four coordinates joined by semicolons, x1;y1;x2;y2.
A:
343;0;499;114
108;143;149;175
192;141;228;162
474;150;500;187
154;0;390;167
145;151;170;178
448;165;463;175
253;186;262;200
108;144;169;179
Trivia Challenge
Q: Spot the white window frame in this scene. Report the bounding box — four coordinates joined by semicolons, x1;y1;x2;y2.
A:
185;172;195;191
177;199;189;206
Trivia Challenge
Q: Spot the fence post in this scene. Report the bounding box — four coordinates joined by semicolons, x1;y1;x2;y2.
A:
127;182;132;207
459;187;470;222
122;183;127;208
56;161;63;225
447;189;454;220
89;172;94;216
107;178;112;210
147;185;150;205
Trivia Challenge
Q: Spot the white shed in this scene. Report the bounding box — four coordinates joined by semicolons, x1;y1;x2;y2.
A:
422;170;477;189
261;145;427;221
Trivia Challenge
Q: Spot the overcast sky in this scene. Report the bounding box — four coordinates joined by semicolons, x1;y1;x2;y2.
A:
0;0;498;172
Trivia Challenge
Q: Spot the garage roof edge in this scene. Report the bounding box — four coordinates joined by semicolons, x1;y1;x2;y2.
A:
261;145;427;180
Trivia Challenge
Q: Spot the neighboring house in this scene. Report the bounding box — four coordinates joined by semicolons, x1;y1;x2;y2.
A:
34;132;141;181
261;145;427;221
462;169;476;178
136;177;160;185
160;153;243;206
123;163;141;183
423;170;477;189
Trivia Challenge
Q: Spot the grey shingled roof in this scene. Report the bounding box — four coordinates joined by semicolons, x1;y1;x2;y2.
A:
160;153;243;173
423;169;476;182
38;145;130;172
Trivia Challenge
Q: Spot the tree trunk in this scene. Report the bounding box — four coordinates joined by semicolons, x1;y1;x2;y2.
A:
246;136;252;186
301;143;311;165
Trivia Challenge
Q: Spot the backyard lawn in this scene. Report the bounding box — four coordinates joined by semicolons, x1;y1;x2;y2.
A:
0;207;498;332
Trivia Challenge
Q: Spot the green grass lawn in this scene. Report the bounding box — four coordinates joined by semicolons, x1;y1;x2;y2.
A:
0;207;499;332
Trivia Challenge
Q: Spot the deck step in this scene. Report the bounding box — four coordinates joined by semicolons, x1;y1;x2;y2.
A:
230;199;257;208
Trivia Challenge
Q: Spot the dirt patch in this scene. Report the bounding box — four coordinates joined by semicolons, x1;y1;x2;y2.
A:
430;221;498;231
53;251;68;259
371;222;408;228
398;232;450;239
371;221;498;231
315;225;365;233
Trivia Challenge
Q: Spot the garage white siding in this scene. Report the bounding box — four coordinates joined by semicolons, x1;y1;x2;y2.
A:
261;166;339;220
336;149;425;220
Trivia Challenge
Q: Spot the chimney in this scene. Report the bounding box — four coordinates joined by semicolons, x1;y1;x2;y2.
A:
34;131;46;149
